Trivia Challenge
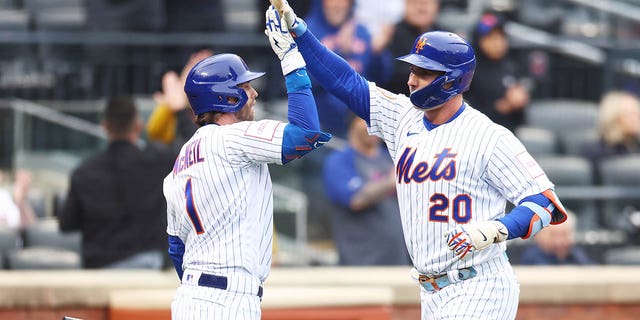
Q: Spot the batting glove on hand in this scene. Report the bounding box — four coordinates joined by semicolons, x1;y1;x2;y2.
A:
265;5;305;76
269;0;307;36
444;221;508;259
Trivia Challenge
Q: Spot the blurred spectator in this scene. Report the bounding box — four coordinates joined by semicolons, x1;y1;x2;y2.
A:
466;12;530;132
146;50;211;144
584;91;640;174
0;169;36;231
519;210;593;265
382;0;442;94
323;116;410;266
60;96;179;269
305;0;374;138
354;0;405;54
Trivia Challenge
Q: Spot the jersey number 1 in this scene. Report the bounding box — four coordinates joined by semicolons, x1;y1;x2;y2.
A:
185;178;205;234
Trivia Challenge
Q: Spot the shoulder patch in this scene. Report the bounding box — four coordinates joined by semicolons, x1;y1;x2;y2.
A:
244;120;281;141
515;151;544;179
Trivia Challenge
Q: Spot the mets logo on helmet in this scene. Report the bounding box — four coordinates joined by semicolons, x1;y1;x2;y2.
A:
415;37;428;52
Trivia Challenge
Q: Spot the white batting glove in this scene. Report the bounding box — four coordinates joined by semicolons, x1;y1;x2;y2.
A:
265;5;305;75
444;221;508;259
270;0;295;28
270;0;307;36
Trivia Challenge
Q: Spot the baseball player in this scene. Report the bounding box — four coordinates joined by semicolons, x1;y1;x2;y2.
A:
267;2;567;319
164;10;330;319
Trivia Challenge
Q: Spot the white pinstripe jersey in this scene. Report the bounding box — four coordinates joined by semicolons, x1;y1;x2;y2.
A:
367;83;554;276
164;120;285;283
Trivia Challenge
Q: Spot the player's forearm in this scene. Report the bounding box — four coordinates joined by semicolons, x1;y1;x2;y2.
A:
498;192;558;239
295;30;371;122
285;68;320;131
350;179;394;211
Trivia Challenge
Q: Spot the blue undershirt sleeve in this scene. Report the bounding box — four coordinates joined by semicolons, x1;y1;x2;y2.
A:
167;235;185;280
281;67;331;164
281;124;331;164
295;29;371;124
498;205;536;240
285;68;319;131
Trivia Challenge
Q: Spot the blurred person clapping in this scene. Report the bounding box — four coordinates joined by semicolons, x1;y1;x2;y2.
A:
147;50;212;144
466;12;531;132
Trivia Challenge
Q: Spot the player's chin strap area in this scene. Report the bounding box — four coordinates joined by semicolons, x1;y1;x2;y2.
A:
410;267;477;292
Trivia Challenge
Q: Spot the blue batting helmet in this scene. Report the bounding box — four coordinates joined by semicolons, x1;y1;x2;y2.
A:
184;53;265;115
396;31;476;110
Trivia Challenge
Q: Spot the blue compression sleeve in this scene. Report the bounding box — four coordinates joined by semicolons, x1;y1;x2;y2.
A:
498;193;553;240
168;235;185;280
289;17;308;37
295;29;371;123
285;68;319;130
281;124;331;164
498;206;536;240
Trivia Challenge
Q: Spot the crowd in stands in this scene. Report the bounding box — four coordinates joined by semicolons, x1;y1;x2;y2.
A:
0;0;639;269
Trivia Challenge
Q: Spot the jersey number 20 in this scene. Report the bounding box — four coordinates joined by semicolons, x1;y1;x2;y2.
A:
429;193;472;223
185;178;205;234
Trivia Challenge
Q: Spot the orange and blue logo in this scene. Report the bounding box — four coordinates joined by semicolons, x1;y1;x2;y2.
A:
415;36;428;52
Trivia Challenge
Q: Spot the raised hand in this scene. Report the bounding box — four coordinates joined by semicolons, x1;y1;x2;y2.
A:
264;5;305;75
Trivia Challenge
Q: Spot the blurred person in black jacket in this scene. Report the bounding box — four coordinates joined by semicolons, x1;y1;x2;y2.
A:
466;12;530;132
60;96;179;269
382;0;441;94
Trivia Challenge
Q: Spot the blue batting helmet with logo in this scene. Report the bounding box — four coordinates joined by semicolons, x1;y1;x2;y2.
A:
396;31;476;109
184;53;265;115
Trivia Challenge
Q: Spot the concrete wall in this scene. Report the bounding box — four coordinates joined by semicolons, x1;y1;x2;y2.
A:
1;266;639;319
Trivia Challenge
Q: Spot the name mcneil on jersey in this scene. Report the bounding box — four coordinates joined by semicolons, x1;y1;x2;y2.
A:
396;147;457;184
173;138;205;176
